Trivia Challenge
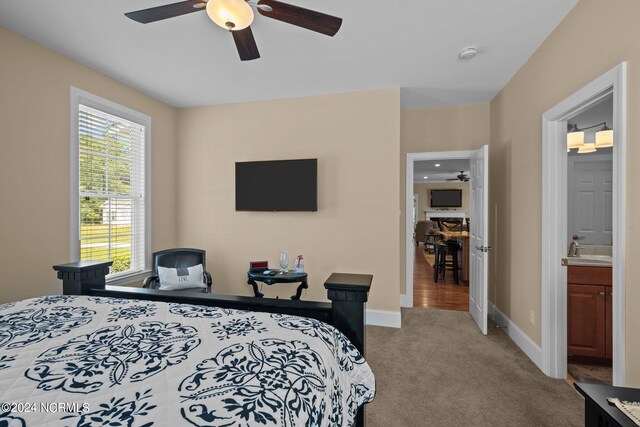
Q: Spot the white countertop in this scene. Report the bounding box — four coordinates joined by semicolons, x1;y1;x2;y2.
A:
562;244;612;267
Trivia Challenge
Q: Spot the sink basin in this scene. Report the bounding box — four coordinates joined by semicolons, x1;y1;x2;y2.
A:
562;255;612;267
578;245;612;256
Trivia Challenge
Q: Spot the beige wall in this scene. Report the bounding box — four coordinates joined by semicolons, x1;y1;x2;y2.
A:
176;89;401;312
489;0;640;385
400;105;490;294
0;28;179;303
413;182;470;221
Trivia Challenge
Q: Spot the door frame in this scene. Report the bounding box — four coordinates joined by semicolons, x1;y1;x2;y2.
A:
541;62;626;385
403;150;476;308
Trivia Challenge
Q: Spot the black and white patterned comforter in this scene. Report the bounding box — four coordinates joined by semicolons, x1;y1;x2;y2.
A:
0;295;375;426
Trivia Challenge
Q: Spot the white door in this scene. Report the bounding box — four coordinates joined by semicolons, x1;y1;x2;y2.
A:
469;145;489;334
567;157;613;245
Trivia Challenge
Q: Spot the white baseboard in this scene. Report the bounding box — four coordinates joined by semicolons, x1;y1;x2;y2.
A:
489;302;543;372
400;293;412;308
366;309;401;328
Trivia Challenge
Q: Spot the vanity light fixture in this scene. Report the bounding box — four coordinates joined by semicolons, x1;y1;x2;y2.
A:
567;121;614;153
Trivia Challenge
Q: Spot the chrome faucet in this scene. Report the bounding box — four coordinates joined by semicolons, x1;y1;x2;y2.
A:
568;241;580;257
568;235;585;257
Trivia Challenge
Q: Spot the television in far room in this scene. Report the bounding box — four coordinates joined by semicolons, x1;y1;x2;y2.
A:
235;158;317;211
430;189;462;208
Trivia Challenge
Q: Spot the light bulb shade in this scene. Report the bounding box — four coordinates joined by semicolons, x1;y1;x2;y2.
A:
595;129;614;148
207;0;254;31
567;131;585;149
577;143;597;154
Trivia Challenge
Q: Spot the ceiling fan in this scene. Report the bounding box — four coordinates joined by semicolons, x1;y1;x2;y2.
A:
125;0;343;61
446;171;470;182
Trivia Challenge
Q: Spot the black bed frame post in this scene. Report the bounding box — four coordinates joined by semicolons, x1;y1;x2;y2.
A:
324;273;372;427
324;273;372;355
53;261;112;295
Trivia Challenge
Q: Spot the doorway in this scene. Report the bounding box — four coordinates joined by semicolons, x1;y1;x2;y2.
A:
413;158;471;312
541;63;626;385
565;95;613;385
405;147;489;334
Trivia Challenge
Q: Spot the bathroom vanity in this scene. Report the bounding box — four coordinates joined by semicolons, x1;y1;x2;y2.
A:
563;245;613;361
566;265;612;360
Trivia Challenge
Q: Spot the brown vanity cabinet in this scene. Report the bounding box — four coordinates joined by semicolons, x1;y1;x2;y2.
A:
567;266;612;360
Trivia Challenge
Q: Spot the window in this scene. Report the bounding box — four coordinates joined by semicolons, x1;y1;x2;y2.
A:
71;88;150;281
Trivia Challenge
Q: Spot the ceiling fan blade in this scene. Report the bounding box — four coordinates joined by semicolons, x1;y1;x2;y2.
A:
257;0;342;37
446;178;459;181
232;27;260;61
125;0;206;24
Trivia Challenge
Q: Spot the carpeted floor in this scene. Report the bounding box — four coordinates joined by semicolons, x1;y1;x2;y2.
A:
365;308;583;426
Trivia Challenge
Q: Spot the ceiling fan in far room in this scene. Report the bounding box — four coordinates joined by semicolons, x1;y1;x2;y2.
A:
124;0;343;61
446;171;470;182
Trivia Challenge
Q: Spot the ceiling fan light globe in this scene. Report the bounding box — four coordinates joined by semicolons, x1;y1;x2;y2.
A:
207;0;254;31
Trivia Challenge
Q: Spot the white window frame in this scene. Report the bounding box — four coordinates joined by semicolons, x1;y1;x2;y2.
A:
70;87;151;285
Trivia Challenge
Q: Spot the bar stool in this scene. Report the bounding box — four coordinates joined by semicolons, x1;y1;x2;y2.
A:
424;233;440;254
433;240;462;284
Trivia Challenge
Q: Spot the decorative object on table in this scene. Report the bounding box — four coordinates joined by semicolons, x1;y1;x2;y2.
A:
247;269;308;299
279;250;289;272
575;382;640;427
293;254;304;272
607;398;640;426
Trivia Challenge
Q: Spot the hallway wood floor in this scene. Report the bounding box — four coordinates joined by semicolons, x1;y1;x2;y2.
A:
413;244;469;311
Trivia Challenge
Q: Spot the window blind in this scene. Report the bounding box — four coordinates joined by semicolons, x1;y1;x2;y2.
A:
78;104;145;276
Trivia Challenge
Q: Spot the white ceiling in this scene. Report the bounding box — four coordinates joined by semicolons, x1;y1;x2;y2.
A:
0;0;577;108
414;159;470;183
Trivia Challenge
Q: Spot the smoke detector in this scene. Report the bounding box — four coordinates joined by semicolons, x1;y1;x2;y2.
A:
458;47;478;60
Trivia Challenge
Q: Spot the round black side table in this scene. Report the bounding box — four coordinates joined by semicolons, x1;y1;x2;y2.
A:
247;270;308;300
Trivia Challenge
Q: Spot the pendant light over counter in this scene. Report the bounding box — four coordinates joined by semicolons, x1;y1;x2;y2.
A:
567;121;614;153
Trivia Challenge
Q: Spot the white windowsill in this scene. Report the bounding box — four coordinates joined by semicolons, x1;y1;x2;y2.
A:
107;270;151;287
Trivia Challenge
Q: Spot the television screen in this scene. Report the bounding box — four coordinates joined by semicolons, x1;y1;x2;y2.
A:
430;189;462;208
236;159;317;211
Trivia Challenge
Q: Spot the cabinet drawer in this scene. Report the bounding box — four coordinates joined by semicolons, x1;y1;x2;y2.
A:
567;266;612;286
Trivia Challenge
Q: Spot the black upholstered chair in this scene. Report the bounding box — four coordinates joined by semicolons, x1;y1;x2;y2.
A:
142;248;213;293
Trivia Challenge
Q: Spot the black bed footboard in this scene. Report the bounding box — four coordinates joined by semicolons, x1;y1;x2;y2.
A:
53;262;371;350
54;261;372;427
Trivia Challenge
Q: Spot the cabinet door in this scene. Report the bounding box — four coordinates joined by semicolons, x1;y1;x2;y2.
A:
605;289;613;359
567;284;606;358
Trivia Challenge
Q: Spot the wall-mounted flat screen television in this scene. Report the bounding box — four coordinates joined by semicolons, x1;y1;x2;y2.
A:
236;159;317;211
430;189;462;208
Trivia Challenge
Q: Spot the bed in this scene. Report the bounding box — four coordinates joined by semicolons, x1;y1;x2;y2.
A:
0;263;375;426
